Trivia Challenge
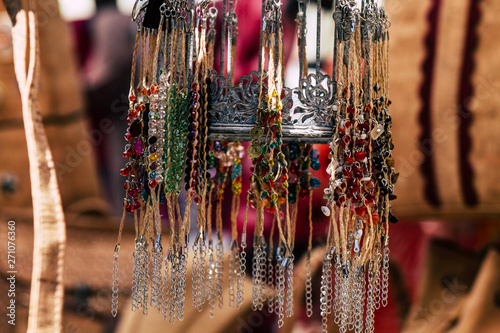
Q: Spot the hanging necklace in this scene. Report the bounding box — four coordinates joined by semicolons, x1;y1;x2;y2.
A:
113;1;396;331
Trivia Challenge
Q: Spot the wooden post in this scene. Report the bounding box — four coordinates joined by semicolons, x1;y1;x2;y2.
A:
2;0;66;332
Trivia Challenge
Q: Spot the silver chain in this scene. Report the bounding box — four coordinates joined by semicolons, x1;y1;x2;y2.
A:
150;240;163;312
285;254;295;318
176;244;188;320
381;240;390;307
139;238;150;316
130;239;141;312
237;236;247;309
267;251;274;313
215;238;225;309
161;249;171;321
320;256;330;333
111;248;120;317
207;242;216;318
305;253;313;317
228;245;238;308
258;240;268;309
276;256;286;328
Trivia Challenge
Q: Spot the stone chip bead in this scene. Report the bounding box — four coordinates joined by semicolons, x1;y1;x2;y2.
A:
354;151;366;161
354;229;363;239
370;123;384;140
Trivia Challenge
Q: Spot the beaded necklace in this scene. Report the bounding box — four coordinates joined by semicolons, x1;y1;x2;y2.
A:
113;1;396;331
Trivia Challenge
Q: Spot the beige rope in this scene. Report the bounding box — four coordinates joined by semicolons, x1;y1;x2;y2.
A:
151;16;165;85
307;191;313;252
129;30;140;98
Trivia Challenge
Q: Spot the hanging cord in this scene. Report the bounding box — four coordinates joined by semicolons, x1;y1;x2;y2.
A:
129;30;141;98
166;13;180;243
196;10;212;240
112;23;142;317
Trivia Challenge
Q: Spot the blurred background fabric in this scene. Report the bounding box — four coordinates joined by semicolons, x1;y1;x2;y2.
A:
389;0;500;219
